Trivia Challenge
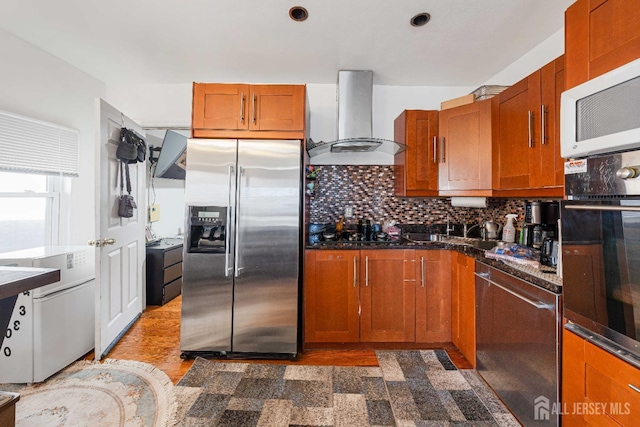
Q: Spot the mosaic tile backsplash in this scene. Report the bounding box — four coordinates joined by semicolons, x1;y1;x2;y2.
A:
308;165;557;231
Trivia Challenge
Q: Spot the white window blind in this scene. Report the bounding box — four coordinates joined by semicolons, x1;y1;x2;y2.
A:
0;110;79;177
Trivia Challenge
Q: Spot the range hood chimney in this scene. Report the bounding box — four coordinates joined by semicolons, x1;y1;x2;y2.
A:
307;70;406;157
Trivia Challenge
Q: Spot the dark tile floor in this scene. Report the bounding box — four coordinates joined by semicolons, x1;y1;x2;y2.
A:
174;350;521;426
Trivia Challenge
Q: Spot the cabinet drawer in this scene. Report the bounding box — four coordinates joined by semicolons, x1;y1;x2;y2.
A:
164;247;182;267
163;262;182;284
163;277;182;304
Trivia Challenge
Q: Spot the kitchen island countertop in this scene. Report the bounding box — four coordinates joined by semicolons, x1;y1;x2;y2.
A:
0;266;60;300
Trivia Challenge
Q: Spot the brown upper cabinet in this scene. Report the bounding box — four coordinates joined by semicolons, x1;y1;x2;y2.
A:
394;110;439;197
438;98;497;197
493;56;565;197
565;0;640;90
192;83;306;139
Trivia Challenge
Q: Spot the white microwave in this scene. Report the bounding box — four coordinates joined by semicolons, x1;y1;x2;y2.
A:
561;57;640;159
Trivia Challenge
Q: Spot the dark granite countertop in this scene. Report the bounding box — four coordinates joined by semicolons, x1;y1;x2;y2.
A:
305;240;562;294
0;266;61;300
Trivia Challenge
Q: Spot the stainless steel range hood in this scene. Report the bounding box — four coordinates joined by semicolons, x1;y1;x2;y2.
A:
307;70;406;157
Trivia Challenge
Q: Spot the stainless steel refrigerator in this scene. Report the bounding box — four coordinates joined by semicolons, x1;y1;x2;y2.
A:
180;139;302;358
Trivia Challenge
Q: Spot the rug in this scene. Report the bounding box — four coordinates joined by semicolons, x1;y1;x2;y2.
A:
0;359;177;427
174;350;520;426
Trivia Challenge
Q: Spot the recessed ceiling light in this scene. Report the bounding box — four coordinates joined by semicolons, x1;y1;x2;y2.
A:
289;6;309;22
410;12;431;27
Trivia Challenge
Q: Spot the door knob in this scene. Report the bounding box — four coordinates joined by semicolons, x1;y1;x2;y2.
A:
102;238;116;245
88;239;101;247
616;167;640;180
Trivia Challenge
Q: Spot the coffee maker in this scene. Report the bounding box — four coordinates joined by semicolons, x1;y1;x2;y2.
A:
519;201;559;249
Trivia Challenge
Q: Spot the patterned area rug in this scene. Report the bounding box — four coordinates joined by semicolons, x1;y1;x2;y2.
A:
174;350;520;426
1;359;177;427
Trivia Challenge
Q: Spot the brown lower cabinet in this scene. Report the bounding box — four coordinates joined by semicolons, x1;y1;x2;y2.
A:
303;250;359;343
563;328;640;426
304;249;458;346
359;249;416;342
415;250;452;343
451;251;476;367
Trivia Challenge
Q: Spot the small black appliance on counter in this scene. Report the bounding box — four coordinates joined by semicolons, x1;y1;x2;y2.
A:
520;201;559;249
540;237;559;267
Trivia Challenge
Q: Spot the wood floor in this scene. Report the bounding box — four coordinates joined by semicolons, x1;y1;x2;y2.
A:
86;295;472;384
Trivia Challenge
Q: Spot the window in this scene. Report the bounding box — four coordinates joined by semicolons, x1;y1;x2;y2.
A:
0;171;60;253
0;110;78;254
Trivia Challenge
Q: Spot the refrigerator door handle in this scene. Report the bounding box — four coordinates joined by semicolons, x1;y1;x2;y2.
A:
225;165;235;277
234;165;244;277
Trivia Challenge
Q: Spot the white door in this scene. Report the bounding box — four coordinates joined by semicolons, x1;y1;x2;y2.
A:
94;98;146;360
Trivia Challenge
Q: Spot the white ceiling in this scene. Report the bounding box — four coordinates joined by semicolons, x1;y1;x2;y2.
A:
0;0;575;87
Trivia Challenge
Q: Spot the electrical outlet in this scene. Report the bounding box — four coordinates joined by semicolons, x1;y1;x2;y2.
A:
149;204;160;222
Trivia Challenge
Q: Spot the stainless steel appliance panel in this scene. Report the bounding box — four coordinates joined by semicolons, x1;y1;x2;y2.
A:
475;262;561;427
562;199;640;360
565;149;640;198
232;139;301;353
562;149;640;361
181;139;236;352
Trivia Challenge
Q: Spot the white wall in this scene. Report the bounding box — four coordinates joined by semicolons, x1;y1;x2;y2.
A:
484;29;565;86
105;27;565;235
306;84;475;165
108;82;476;166
0;20;566;248
144;130;186;239
107;84;192;128
0;29;106;246
107;82;477;232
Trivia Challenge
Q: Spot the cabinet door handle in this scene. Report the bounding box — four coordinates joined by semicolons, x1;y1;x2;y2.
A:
239;92;245;124
630;384;640;393
365;256;369;287
353;256;357;287
528;111;534;148
433;136;437;164
421;256;425;287
541;104;548;145
252;93;257;124
441;137;446;163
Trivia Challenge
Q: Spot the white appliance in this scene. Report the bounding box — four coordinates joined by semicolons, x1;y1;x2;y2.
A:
561;57;640;159
0;246;94;383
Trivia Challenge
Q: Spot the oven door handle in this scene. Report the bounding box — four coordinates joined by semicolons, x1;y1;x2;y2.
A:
566;205;640;212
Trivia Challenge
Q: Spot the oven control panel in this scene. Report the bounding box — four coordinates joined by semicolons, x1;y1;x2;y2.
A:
565;149;640;198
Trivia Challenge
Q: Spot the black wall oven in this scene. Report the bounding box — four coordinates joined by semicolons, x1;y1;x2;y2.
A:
562;149;640;367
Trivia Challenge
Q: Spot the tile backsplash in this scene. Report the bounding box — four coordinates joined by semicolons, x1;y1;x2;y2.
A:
308;165;552;228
